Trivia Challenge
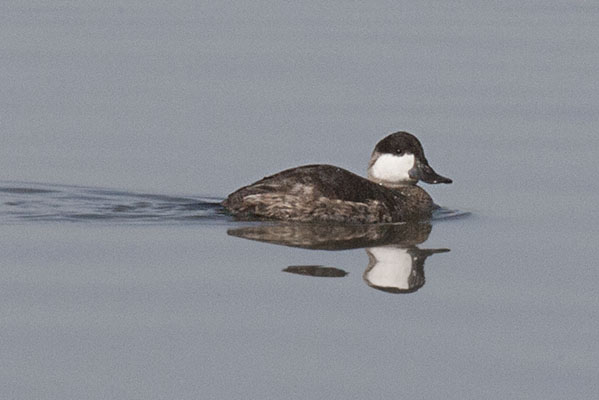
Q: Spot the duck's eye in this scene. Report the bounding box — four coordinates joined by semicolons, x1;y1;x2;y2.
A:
396;149;404;155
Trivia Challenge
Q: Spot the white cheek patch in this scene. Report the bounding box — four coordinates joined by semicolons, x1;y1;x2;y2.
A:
365;247;413;290
370;153;415;183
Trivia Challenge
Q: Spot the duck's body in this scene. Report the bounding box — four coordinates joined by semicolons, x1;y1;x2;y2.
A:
223;164;434;223
222;131;451;224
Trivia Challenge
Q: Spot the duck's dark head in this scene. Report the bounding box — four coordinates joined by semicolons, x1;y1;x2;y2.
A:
367;131;452;187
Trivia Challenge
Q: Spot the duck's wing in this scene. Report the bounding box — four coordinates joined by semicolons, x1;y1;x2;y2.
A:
224;164;394;204
222;165;400;222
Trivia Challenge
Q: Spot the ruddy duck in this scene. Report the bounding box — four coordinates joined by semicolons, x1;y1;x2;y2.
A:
222;131;451;223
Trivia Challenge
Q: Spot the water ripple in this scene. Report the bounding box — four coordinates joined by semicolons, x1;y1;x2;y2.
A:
0;181;227;224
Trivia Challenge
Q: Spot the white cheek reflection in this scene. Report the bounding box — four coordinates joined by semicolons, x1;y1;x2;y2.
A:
365;247;413;290
370;153;415;182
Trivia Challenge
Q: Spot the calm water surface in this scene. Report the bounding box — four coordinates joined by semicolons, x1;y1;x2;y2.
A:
1;181;597;399
2;1;599;399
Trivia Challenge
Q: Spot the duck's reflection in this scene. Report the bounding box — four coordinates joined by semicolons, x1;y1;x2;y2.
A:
283;265;348;278
364;246;448;293
227;222;448;294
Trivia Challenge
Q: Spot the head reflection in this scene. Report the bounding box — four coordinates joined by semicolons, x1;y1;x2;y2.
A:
227;221;449;294
364;246;448;294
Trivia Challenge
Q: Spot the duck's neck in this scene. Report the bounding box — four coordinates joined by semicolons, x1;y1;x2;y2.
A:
367;174;417;189
368;180;435;216
370;180;414;189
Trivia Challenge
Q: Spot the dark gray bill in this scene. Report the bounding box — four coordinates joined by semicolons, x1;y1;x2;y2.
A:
410;163;452;184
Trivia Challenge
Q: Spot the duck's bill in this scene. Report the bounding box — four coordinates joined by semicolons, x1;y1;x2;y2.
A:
410;163;452;184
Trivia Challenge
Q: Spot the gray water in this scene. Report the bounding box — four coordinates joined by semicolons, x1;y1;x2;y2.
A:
2;1;599;399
